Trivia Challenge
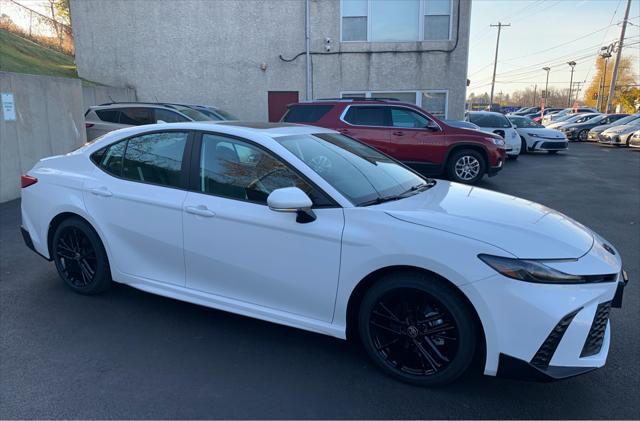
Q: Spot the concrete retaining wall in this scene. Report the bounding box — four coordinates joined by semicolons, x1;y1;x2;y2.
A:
82;84;137;109
0;71;136;202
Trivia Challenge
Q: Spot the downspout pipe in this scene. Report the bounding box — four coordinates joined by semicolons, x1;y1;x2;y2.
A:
305;0;312;100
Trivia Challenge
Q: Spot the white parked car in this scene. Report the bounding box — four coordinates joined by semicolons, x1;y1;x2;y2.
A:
465;111;521;158
20;122;627;386
546;113;601;130
507;115;568;154
598;122;640;146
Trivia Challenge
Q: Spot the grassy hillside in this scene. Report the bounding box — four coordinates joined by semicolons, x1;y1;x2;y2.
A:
0;29;77;78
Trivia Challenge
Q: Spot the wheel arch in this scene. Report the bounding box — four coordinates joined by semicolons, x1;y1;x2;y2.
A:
345;265;486;361
47;212;107;260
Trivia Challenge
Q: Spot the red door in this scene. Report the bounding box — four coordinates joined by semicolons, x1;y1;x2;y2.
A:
268;91;299;122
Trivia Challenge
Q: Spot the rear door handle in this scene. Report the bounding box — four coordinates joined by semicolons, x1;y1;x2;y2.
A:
89;187;113;197
184;205;216;217
338;128;351;134
392;131;405;136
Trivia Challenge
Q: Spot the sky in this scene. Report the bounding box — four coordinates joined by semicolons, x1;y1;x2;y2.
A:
467;0;640;97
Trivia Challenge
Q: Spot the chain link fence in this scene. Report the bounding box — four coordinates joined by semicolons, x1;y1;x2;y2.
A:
0;0;73;55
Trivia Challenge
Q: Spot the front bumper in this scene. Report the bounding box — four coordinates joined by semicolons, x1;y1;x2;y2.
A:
587;131;601;142
629;136;640;148
531;139;569;151
461;266;627;381
487;158;504;176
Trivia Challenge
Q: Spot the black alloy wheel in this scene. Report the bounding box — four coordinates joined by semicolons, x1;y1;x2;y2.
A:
579;129;589;141
52;218;111;294
359;274;476;386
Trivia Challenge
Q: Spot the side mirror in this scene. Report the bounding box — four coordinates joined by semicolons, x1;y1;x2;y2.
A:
267;187;316;223
425;120;440;131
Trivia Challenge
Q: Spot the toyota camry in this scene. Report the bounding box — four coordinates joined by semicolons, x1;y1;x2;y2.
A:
20;122;628;386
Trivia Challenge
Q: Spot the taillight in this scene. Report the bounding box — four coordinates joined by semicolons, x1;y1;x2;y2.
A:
85;123;94;128
21;175;38;188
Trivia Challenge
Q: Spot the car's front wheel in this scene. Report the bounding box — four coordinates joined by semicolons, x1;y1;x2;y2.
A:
446;149;486;184
578;129;589;141
52;217;111;294
520;136;528;154
358;272;477;386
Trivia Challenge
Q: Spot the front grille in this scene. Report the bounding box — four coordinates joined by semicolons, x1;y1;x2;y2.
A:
531;308;581;368
541;141;568;149
580;301;612;357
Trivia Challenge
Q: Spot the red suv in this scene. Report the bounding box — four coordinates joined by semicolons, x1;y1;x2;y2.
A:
281;99;506;184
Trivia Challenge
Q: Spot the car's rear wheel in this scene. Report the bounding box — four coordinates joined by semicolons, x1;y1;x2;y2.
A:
578;129;589;141
52;217;111;294
446;149;486;184
358;272;477;386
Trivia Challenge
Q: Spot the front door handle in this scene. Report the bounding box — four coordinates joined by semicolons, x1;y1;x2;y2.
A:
392;131;405;136
184;205;216;217
338;128;351;134
89;187;113;197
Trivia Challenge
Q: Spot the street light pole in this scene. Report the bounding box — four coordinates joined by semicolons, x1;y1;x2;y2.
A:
597;50;611;112
567;61;576;107
542;67;550;107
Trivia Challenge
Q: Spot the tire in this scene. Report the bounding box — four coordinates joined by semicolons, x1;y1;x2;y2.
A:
358;271;477;386
507;154;519;160
578;129;589;142
548;150;559;154
520;136;528;154
52;217;111;294
446;149;486;185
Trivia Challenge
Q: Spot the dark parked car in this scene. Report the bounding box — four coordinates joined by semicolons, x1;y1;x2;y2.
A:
559;113;628;141
282;99;507;184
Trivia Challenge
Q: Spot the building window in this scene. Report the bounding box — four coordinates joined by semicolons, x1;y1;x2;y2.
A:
342;0;368;41
341;90;449;119
341;0;452;42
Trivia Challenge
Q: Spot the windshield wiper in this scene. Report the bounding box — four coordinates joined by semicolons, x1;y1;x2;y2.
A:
358;195;404;207
359;180;436;206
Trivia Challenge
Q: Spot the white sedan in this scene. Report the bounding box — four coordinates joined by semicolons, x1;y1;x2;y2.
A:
20;122;627;386
507;115;568;154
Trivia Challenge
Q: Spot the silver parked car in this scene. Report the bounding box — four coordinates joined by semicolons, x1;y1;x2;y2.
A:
84;102;233;140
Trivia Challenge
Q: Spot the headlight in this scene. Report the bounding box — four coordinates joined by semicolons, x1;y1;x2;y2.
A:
566;127;577;132
484;137;505;148
478;254;616;284
527;133;541;137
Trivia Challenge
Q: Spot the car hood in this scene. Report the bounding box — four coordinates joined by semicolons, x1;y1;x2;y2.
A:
377;181;594;259
603;124;640;134
562;121;595;129
519;127;565;138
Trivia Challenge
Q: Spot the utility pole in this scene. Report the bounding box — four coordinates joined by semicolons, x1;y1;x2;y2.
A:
606;0;632;113
489;22;510;111
567;61;576;107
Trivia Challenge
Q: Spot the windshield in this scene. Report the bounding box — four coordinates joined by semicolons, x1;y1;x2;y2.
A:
276;133;430;206
211;108;238;120
173;106;212;121
613;114;640;125
508;116;540;128
468;113;511;128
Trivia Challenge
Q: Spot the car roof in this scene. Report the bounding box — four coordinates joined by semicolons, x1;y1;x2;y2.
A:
291;99;417;107
89;121;337;145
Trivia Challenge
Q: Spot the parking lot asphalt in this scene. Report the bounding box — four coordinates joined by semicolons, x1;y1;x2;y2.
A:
1;143;639;419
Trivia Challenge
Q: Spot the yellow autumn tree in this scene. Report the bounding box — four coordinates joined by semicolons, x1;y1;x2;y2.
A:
584;56;637;112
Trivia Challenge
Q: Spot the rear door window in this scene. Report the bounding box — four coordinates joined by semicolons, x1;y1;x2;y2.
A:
283;105;334;123
95;109;121;123
155;108;189;123
343;106;391;126
121;132;189;188
119;107;154;125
